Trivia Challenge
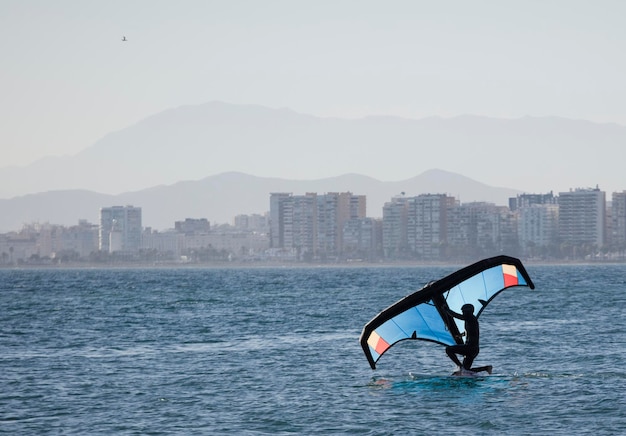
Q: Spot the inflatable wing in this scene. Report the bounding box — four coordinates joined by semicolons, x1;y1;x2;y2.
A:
360;255;535;369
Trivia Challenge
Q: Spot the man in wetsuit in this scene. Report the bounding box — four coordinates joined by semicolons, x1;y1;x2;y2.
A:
445;303;492;374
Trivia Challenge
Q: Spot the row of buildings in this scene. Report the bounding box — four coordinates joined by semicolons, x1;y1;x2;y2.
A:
269;187;625;262
1;187;625;265
0;205;271;265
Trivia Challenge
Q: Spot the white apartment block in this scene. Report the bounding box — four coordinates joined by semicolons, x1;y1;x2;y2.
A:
558;188;606;249
269;193;292;249
382;196;409;259
269;192;365;260
518;204;559;254
406;194;456;260
611;191;626;249
99;206;142;253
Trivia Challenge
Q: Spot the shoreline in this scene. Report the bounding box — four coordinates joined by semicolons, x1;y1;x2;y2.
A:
2;258;625;270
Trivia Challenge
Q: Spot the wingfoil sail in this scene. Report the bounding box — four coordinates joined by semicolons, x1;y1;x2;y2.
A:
360;255;535;369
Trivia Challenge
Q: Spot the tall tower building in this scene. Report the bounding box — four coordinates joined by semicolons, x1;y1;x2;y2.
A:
269;192;365;260
314;192;366;257
611;191;626;249
292;193;317;257
269;193;292;249
382;196;409;259
406;194;456;260
518;204;559;257
99;206;142;253
558;188;606;250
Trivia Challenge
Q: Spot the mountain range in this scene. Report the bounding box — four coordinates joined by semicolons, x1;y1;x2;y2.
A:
2;101;625;200
2;101;624;232
0;169;521;232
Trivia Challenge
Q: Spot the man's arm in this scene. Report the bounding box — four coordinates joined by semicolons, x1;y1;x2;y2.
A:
445;306;465;320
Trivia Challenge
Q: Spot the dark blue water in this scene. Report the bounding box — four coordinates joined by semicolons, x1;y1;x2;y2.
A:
1;264;625;435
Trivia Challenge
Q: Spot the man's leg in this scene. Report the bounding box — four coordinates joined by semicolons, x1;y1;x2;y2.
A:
462;356;474;370
470;365;493;374
461;348;478;370
446;345;464;367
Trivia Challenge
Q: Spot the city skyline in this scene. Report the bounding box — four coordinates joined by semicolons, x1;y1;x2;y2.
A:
2;186;625;265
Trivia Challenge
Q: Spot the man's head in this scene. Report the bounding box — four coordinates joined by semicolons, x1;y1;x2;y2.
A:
461;304;474;314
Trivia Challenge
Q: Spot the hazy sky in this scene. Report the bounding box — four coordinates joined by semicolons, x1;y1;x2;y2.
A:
2;0;626;170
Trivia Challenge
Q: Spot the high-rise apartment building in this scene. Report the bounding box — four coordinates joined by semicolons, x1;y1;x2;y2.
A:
518;204;559;257
558;188;606;250
445;202;472;259
99;205;142;253
406;194;456;260
611;191;626;249
292;193;317;257
269;192;365;260
269;193;292;249
446;202;519;259
316;192;366;255
382;196;409;259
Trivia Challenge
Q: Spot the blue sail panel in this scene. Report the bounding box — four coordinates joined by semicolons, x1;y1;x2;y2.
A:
366;301;455;363
444;263;529;321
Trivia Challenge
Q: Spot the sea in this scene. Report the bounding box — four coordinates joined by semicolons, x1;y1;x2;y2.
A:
1;263;625;435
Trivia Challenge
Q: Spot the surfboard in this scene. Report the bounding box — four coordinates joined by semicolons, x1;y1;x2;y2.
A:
452;365;492;376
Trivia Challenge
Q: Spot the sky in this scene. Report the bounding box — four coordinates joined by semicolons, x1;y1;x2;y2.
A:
2;0;626;171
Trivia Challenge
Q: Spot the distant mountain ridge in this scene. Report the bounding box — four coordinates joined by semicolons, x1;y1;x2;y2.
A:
1;101;625;199
0;169;521;232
